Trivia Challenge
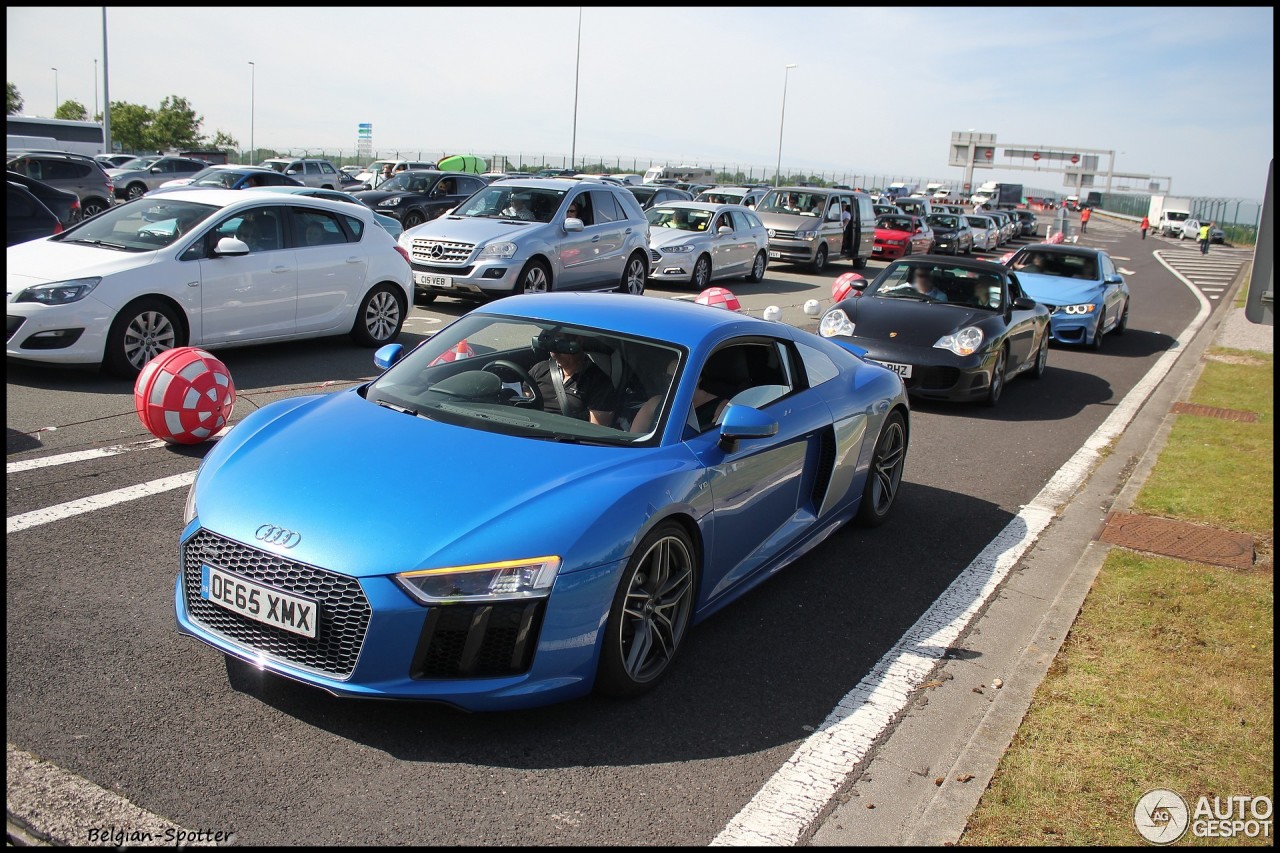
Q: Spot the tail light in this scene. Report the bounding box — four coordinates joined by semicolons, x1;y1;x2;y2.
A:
393;245;411;265
53;221;64;235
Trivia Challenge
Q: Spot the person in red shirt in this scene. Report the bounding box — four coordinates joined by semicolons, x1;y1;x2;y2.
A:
1079;205;1092;233
1140;215;1149;239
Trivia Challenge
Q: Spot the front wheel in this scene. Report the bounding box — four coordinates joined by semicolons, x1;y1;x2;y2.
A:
350;284;406;346
810;243;828;274
691;255;712;290
618;252;647;295
1089;316;1105;351
596;521;697;698
1114;299;1129;335
126;183;147;201
855;410;906;527
983;347;1007;407
745;250;767;282
514;259;551;294
402;210;425;230
102;298;185;378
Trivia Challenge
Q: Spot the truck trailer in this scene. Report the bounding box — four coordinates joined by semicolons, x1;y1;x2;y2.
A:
1148;195;1193;236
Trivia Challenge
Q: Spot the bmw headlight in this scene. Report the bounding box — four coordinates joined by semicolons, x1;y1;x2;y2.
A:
886;239;905;246
663;244;695;254
819;309;855;337
380;196;403;207
1059;304;1097;315
934;326;984;356
479;241;518;259
395;556;561;604
14;277;102;305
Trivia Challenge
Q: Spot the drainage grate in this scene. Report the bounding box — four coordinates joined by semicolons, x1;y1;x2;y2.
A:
1099;512;1255;570
1169;402;1258;422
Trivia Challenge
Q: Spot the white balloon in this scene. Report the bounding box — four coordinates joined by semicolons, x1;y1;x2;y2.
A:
803;299;821;317
763;305;782;321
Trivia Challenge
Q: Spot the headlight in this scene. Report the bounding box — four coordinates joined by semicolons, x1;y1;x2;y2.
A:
885;239;905;246
934;326;984;356
14;277;102;305
183;480;198;525
379;196;403;207
796;229;817;240
819;309;855;337
479;242;518;259
395;556;561;604
1059;304;1097;315
662;244;695;254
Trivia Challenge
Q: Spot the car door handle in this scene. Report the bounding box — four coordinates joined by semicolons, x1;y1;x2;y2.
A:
346;256;363;264
271;265;290;274
591;235;600;242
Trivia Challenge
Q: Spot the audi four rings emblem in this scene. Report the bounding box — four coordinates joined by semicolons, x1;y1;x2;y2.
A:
255;525;301;548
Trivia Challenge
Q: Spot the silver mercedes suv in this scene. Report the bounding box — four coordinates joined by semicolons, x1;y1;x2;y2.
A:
397;178;651;303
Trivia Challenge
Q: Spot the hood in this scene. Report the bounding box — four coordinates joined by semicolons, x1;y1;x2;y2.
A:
846;295;990;347
1014;271;1104;306
353;190;410;206
7;239;159;293
875;226;912;240
649;227;699;248
404;214;540;242
754;211;817;231
192;390;652;577
106;168;148;181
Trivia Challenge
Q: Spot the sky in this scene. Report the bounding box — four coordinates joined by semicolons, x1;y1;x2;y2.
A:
6;7;1274;200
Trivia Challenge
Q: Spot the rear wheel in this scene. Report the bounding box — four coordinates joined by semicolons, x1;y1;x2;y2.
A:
102;298;185;378
596;521;697;697
1030;331;1049;379
402;210;425;230
619;252;647;295
855;410;906;527
514;259;551;294
810;243;828;273
983;346;1007;407
81;198;109;218
350;284;406;346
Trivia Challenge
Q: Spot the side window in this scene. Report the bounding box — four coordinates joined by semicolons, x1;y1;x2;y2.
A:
795;341;839;388
45;161;79;181
219;206;286;253
728;210;752;230
295;207;348;246
177;160;202;174
590;190;622;223
341;213;365;240
715;212;733;232
305;162;321;176
320;162;337;175
154;160;175;174
457;176;484;196
826;196;845;222
690;340;795;433
1100;254;1116;278
571;192;594;225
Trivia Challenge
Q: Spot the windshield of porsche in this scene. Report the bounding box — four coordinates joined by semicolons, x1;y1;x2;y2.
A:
365;314;684;444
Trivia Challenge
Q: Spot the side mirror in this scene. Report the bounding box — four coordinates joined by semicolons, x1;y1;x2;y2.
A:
718;226;732;235
1104;273;1123;284
717;405;778;453
150;167;163;174
213;236;250;257
564;217;584;232
286;169;298;175
848;274;869;290
373;343;403;370
1012;296;1037;311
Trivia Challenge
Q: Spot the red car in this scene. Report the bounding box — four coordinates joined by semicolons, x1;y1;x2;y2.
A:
872;214;934;260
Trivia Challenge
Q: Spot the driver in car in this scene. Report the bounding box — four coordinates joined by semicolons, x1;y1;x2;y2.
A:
529;332;617;426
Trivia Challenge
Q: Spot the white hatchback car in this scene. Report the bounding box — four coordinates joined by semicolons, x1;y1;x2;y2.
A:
7;189;413;377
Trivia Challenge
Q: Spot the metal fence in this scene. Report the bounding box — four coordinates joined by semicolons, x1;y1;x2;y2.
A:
1096;192;1262;246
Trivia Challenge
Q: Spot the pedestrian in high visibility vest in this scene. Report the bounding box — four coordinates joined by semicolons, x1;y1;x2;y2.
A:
1079;206;1092;233
1140;215;1149;240
1199;221;1212;255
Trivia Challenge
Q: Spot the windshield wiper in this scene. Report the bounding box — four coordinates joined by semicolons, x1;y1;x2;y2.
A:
68;238;130;250
373;399;428;418
880;292;929;301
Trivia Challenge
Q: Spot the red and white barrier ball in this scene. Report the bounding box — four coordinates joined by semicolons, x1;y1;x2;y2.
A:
695;287;741;312
134;347;236;444
832;272;862;303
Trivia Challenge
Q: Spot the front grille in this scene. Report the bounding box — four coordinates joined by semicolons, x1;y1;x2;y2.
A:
410;238;474;265
769;229;798;239
183;530;371;679
7;315;24;342
411;600;545;679
905;365;961;392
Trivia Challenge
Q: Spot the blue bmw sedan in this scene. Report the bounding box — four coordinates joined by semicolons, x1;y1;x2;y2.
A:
176;293;910;710
1005;244;1130;350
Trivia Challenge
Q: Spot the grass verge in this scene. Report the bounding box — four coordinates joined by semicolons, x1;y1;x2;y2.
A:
960;345;1274;845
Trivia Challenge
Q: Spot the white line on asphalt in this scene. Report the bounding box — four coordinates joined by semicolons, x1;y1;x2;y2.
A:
712;254;1213;847
6;426;229;474
6;743;223;846
7;471;196;534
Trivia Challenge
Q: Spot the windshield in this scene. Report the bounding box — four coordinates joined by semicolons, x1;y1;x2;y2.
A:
896;200;926;216
189;168;248;188
869;262;1005;310
696;190;743;204
878;216;914;231
755;190;826;217
1166;211;1190;223
1010;250;1098;281
361;160;393;176
927;215;960;229
965;216;992;228
647;206;713;231
52;198;217;252
451;185;566;222
117;156;160;171
377;172;435;193
260;160;290;173
366;314;684;444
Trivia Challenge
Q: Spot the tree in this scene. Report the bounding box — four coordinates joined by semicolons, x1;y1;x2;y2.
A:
106;101;156;152
149;95;203;150
7;82;22;115
204;130;238;151
54;100;88;121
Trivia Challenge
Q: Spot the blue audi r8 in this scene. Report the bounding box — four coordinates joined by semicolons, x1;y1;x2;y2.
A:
176;293;910;711
1004;244;1130;350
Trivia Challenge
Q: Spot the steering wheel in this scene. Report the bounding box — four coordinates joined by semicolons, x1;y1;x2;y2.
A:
482;360;543;409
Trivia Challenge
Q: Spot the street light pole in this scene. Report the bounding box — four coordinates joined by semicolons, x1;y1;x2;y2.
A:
51;67;59;114
248;61;255;163
93;59;98;119
775;64;797;187
570;8;582;172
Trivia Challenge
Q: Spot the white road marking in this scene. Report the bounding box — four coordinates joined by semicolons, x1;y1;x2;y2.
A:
713;257;1212;847
6;426;230;474
7;471;196;534
1110;256;1130;261
1118;268;1136;275
7;743;223;846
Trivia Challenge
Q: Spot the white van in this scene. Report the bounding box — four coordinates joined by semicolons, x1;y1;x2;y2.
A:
643;165;717;185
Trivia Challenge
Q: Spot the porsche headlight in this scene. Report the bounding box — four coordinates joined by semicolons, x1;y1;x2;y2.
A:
14;277;102;305
479;241;518;259
662;244;695;253
934;326;984;356
379;196;403;207
1059;304;1097;315
395;556;561;604
819;309;855;338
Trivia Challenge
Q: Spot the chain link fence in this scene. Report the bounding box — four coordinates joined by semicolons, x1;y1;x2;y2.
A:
1094;192;1261;246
